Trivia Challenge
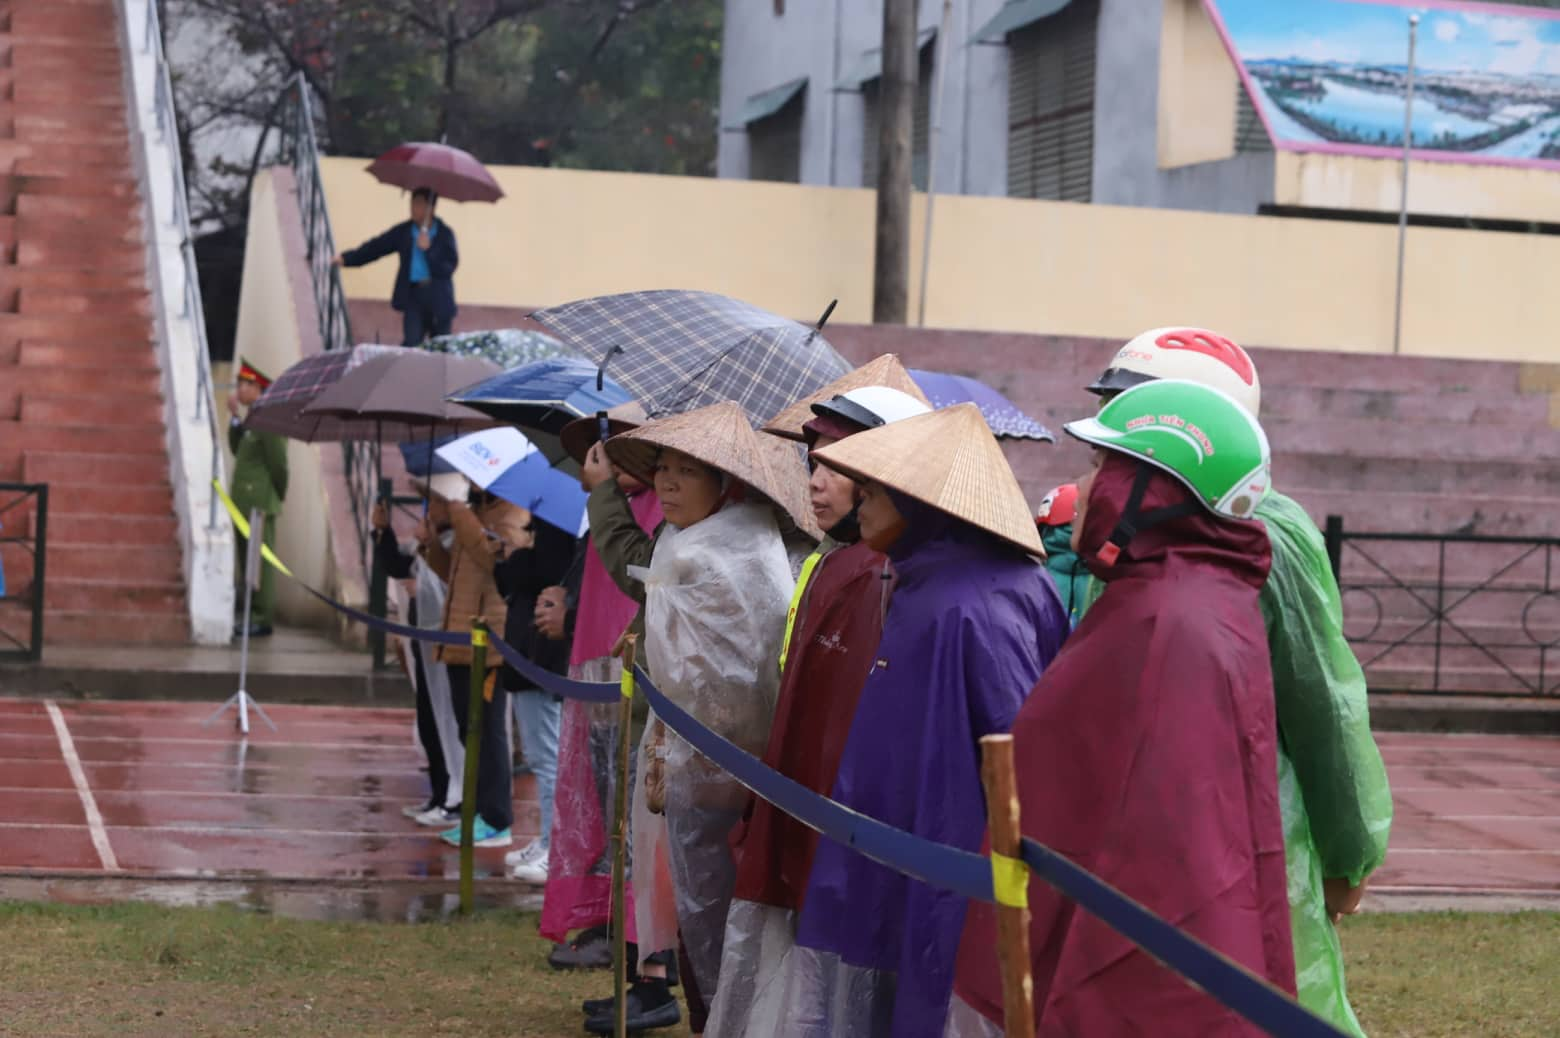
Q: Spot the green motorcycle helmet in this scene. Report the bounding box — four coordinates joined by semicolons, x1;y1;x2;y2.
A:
1064;379;1272;562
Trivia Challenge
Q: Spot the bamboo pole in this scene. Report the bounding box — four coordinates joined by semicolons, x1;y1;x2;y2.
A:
980;733;1035;1038
611;635;638;1038
458;620;489;915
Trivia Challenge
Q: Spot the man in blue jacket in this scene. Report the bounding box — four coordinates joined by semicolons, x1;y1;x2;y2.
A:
334;187;459;346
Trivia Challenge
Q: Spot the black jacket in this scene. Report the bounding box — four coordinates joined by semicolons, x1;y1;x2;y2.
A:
341;217;459;321
495;521;584;692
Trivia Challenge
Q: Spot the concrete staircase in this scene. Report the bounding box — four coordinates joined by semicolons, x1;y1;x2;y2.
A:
0;0;188;646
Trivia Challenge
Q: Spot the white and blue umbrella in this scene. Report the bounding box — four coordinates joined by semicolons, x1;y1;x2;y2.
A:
436;428;589;537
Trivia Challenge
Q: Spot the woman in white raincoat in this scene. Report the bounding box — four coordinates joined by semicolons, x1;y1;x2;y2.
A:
604;401;818;1034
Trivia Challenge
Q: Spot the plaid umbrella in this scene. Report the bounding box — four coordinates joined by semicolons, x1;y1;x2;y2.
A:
531;290;851;424
244;344;414;442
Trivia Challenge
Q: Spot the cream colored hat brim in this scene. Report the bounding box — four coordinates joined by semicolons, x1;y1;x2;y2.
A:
811;402;1045;557
761;353;931;442
605;401;820;539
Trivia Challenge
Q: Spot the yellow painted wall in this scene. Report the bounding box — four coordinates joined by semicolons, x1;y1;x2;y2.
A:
321;156;1560;364
1157;0;1237;170
1275;144;1560;226
228;170;335;626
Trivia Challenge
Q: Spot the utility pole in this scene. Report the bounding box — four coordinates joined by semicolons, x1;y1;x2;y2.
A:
873;0;916;324
1392;14;1418;356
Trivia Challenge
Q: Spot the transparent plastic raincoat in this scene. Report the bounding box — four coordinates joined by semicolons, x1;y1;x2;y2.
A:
632;500;795;1018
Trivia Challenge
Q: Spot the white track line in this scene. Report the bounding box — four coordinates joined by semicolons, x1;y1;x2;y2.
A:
45;701;120;872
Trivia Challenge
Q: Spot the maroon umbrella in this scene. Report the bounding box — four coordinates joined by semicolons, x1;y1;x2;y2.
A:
366;142;504;203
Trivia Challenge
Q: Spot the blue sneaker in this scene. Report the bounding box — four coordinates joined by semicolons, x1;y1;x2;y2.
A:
439;819;513;848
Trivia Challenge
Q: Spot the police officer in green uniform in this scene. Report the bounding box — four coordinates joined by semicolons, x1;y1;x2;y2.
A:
227;358;288;638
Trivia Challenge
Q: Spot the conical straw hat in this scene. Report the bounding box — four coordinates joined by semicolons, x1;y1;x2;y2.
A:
606;401;818;538
811;402;1045;557
761;353;930;442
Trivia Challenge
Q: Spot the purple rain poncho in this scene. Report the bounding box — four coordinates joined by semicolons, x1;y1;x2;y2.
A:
783;496;1069;1038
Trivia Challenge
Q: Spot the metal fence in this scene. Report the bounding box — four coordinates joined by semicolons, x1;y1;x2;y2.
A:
278;74;379;581
0;484;48;661
1324;516;1560;697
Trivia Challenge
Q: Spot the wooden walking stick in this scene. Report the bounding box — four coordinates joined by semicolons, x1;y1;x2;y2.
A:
459;619;489;915
980;733;1035;1038
612;636;638;1038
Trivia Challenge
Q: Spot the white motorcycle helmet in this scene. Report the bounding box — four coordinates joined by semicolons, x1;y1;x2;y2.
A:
1086;327;1262;417
810;385;932;431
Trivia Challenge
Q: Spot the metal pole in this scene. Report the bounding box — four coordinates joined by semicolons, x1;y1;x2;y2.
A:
916;0;955;328
1392;14;1418;356
459;621;490;914
611;636;638;1038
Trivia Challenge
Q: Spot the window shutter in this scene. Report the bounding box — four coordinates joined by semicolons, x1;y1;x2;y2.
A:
1007;3;1097;202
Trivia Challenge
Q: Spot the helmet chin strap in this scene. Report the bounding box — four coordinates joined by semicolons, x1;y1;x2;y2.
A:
826;505;862;544
1096;462;1200;566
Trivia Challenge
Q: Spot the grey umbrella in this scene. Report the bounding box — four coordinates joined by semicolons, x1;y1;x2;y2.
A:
531;290;850;424
301;351;501;437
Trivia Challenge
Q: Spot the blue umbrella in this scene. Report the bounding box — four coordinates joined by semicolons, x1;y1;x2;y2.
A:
909;369;1055;442
436;428;590;537
447;356;632;467
398;434;460;478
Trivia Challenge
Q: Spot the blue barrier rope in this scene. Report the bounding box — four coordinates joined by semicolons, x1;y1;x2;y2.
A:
1016;839;1341;1037
487;630;621;704
301;578;1344;1038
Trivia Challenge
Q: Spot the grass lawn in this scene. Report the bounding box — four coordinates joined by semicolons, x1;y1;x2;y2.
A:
0;901;1554;1036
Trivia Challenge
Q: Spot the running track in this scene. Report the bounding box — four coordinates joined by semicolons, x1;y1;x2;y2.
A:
0;698;1556;895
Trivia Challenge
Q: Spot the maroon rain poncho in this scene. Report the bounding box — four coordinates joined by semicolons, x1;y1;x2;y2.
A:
951;452;1296;1036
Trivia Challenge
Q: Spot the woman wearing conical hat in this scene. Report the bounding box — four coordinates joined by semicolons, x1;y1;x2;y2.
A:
784;403;1070;1038
948;380;1295;1036
603;402;811;1035
708;367;933;1037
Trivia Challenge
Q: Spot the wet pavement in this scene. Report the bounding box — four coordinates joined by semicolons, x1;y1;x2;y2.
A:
0;697;542;896
0;697;1555;919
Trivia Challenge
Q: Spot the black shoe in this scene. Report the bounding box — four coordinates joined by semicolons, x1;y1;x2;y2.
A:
550;935;612;970
583;981;680;1034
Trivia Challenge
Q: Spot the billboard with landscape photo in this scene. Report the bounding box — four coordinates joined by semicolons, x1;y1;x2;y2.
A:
1204;0;1560;167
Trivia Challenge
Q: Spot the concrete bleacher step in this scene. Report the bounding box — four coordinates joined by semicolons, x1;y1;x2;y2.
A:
14;238;145;269
0;369;161;417
1277;452;1560;497
1286;487;1558;537
38;514;180;549
0;268;145;293
17;289;152;318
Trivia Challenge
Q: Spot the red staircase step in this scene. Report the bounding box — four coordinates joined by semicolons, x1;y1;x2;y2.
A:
23;481;176;517
41;611;191;647
0;268;145;292
22;451;171;487
15;239;145;269
0;420;166;457
17;289;152;318
37;514;180;548
16;342;157;369
0;313;154;344
19;393;166;427
44;542;183;583
46;577;187;614
17;193;139;223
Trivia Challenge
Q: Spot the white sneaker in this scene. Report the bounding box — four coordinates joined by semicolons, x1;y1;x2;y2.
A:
510;850;549;884
504;839;545;868
415;805;460;827
402;802;435;819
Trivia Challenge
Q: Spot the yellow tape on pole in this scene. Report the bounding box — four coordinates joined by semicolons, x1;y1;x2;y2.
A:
620;663;635;699
990;851;1030;910
212;480;295;579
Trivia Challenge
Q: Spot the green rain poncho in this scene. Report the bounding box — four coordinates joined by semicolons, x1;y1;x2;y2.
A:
1080;490;1392;1035
1040;525;1090;628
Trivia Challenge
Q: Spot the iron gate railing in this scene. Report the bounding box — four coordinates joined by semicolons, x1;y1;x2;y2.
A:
0;484;48;661
278;74;379;583
1324;516;1560;697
